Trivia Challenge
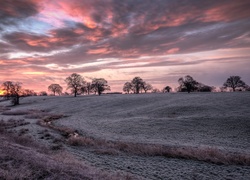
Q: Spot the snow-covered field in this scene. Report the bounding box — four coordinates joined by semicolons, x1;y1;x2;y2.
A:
1;92;250;179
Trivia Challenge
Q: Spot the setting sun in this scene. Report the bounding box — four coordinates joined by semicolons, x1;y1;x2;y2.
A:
0;90;6;95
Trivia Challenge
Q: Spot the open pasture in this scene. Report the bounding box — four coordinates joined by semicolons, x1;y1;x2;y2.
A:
1;92;250;179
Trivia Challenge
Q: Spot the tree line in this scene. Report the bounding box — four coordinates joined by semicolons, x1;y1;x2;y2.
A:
0;73;111;105
45;73;111;97
0;74;249;106
122;75;249;94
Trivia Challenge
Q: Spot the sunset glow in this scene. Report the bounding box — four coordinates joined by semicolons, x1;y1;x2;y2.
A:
0;90;6;96
0;0;250;92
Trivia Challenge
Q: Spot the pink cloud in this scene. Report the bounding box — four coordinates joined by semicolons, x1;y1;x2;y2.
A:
87;48;110;55
201;1;250;22
166;48;180;54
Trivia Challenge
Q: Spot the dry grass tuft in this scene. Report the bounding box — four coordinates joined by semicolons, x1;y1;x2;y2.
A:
0;119;30;129
42;114;64;122
64;134;250;165
67;136;95;146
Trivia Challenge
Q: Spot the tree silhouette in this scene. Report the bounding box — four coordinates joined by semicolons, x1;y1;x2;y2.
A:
85;82;93;95
141;82;153;93
131;77;144;94
178;75;199;93
23;89;36;96
197;84;215;92
152;88;160;93
91;78;110;95
2;81;22;105
2;81;12;99
65;73;85;97
163;86;172;93
123;82;133;94
39;91;48;96
48;84;63;96
223;76;247;92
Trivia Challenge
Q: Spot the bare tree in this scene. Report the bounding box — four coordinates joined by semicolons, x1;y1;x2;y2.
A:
85;82;93;95
151;88;160;93
178;75;199;93
219;87;226;92
48;84;63;96
23;89;36;96
1;81;12;99
123;82;133;94
65;73;85;97
223;76;247;92
91;78;110;95
197;84;215;92
141;82;153;93
10;82;22;105
39;91;48;96
131;77;144;94
163;86;172;93
2;81;22;105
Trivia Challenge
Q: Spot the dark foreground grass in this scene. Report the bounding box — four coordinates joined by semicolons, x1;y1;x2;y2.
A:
0;131;136;180
0;117;136;180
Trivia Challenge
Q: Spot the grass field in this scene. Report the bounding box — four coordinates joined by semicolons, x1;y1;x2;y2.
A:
0;92;250;179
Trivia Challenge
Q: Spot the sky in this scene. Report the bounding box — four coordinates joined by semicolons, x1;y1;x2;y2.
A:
0;0;250;93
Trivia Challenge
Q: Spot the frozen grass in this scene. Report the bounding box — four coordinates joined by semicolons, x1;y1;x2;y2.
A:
67;133;250;165
36;115;250;165
0;93;249;179
0;127;136;179
0;105;10;112
40;92;250;152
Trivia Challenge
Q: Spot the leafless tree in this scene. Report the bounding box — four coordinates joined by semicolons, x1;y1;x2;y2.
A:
178;75;199;93
1;81;12;98
2;81;22;105
91;78;110;95
141;82;153;93
223;76;247;92
39;91;48;96
85;82;93;95
23;89;36;96
48;84;63;96
163;86;172;93
131;77;144;94
151;88;160;93
197;84;215;92
65;73;85;97
123;82;133;94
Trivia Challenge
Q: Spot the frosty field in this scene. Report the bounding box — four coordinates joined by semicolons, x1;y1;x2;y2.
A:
1;92;250;179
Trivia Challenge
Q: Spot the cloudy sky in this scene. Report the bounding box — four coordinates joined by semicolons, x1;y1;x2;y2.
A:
0;0;250;93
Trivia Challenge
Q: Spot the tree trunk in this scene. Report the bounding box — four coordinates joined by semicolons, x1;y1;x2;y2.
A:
16;96;19;105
